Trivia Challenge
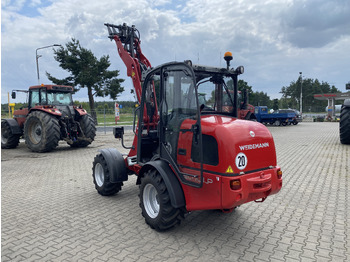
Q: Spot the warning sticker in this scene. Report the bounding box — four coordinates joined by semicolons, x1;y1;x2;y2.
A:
226;165;234;173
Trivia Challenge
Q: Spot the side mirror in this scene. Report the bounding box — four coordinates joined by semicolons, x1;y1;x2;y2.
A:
11;91;16;99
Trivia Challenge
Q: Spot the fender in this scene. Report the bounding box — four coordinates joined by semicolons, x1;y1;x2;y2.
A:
2;119;22;135
29;107;62;116
74;107;88;116
246;113;257;120
344;99;350;107
98;148;128;183
139;160;185;208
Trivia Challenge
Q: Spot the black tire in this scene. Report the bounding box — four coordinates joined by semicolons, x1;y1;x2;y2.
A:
340;105;350;144
92;153;123;196
274;120;281;126
293;120;298;125
70;114;96;147
1;120;20;149
139;169;185;231
24;111;60;152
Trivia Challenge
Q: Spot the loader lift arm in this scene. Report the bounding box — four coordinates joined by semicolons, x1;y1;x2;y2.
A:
104;23;153;105
105;23;159;171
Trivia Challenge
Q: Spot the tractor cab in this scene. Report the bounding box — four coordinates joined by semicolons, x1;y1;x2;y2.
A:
135;60;245;188
27;85;74;108
137;62;203;187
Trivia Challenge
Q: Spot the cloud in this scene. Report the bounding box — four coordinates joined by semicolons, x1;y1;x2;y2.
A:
281;0;350;48
1;0;350;104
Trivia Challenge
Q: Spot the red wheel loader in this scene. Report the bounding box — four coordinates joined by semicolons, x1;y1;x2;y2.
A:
92;23;282;231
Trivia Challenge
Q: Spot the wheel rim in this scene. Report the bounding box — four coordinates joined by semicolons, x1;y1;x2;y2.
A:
28;121;42;144
1;126;9;144
143;184;159;219
94;163;104;187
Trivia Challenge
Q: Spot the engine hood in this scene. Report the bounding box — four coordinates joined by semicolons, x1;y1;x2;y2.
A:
55;105;76;118
200;115;277;175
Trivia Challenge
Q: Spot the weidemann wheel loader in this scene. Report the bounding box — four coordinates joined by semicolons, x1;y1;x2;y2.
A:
92;23;283;231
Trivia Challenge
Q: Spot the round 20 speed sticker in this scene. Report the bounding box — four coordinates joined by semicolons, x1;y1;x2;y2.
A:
235;152;247;170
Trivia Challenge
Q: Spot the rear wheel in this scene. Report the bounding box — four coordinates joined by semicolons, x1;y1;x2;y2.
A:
139;169;185;231
92;153;123;195
24;111;60;152
274;120;281;126
70;114;96;147
340;105;350;144
1;120;20;149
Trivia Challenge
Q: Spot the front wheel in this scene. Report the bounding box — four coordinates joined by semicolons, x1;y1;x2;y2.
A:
139;169;185;231
1;120;20;149
92;153;123;196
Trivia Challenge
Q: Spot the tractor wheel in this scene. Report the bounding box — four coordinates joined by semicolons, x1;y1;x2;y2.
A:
1;120;20;149
92;153;123;196
24;111;60;152
340;105;350;144
70;114;96;148
139;169;185;231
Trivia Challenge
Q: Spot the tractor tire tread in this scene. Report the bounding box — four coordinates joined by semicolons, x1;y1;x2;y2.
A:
340;105;350;144
1;120;21;149
139;169;185;231
24;111;60;152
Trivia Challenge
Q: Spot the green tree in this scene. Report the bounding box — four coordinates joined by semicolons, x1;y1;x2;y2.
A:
280;78;341;112
46;38;125;122
237;79;272;107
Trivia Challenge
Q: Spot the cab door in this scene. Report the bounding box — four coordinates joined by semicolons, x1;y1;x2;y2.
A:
159;63;203;188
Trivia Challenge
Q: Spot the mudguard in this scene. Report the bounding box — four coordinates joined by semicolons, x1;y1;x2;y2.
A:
98;148;128;183
344;99;350;107
140;160;185;208
2;119;22;135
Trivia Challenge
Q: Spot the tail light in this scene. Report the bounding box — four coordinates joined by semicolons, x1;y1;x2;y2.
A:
230;179;241;190
277;170;282;179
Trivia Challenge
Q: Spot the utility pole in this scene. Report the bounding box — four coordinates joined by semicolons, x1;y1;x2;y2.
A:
299;72;303;114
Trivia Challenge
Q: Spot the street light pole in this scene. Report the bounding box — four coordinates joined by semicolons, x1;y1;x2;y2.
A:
36;44;61;84
299;72;303;114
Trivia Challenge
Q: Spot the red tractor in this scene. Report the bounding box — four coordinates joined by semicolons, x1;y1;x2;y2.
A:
92;23;282;230
1;84;96;152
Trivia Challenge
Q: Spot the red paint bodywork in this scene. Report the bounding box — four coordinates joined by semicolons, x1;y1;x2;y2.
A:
106;23;282;213
177;115;282;211
13;105;87;129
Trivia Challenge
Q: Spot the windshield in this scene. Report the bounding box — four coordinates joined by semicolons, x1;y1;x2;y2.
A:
196;76;235;114
44;91;73;106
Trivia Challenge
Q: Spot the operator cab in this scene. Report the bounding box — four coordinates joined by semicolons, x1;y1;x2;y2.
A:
137;60;244;188
27;85;74;108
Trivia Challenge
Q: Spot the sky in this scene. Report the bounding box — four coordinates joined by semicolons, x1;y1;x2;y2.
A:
1;0;350;103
